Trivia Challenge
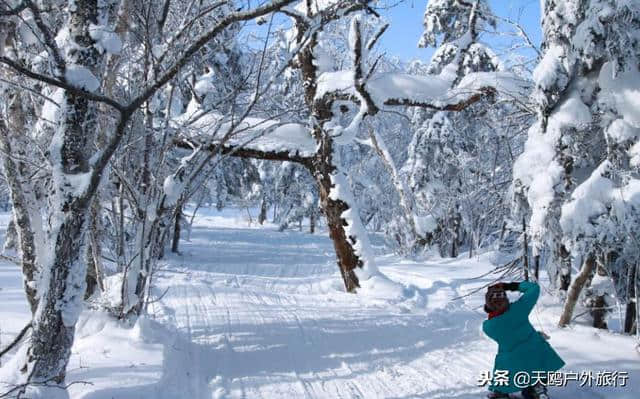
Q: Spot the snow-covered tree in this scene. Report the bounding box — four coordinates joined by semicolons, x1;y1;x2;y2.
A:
511;0;640;329
0;0;296;393
399;0;525;257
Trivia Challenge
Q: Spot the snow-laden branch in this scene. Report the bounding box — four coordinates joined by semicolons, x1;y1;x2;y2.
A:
126;0;297;112
174;112;316;162
0;57;126;110
316;69;529;112
83;0;299;207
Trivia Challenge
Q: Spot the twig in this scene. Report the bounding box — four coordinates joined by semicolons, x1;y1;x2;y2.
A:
0;322;31;360
0;377;92;399
0;254;20;266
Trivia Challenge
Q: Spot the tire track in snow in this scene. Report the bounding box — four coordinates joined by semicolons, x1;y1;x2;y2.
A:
154;219;495;399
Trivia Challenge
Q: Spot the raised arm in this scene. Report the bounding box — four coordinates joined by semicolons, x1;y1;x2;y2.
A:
510;281;540;316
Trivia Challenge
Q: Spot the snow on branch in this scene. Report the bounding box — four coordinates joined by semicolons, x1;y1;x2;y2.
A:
316;69;529;112
174;112;316;162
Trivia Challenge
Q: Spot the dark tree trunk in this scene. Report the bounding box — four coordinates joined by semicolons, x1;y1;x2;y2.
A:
259;197;267;225
85;242;98;300
310;135;361;292
624;264;637;334
309;210;315;234
522;216;529;281
85;198;104;299
559;244;572;291
171;204;182;254
591;294;608;329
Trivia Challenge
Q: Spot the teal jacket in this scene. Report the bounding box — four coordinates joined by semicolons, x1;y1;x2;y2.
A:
482;281;565;393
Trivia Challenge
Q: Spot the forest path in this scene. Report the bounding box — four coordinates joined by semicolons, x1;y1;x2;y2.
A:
144;210;502;399
2;209;638;398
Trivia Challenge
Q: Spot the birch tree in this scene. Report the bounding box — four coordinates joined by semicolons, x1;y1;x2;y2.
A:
0;0;296;394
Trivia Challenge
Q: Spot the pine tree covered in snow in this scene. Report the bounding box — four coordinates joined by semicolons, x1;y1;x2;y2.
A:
512;0;640;329
401;0;518;257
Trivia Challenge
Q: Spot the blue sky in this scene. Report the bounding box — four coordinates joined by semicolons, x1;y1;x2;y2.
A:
377;0;542;62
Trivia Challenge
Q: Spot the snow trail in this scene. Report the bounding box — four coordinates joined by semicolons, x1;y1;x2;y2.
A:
1;209;638;398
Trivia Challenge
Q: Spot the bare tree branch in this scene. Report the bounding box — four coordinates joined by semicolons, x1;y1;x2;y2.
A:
0;322;31;360
0;58;126;110
0;0;26;16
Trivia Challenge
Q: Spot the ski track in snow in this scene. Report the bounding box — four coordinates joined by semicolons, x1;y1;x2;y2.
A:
0;209;639;398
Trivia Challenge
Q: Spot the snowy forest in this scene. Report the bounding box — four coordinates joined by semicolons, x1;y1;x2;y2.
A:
0;0;639;398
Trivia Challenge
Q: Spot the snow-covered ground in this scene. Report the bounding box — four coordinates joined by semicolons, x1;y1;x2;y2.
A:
0;208;638;398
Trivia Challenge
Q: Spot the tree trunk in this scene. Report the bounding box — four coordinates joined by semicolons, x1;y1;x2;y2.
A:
624;264;637;334
0;104;39;314
171;204;182;253
27;209;88;385
85;198;104;299
309;210;315;234
522;216;529;281
591;294;608;329
368;128;425;249
558;254;595;327
559;244;572;291
85;242;98;300
310;136;361;292
25;0;104;385
3;217;17;252
258;197;267;225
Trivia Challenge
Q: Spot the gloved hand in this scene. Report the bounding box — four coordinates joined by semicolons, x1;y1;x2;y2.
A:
502;282;520;291
488;282;520;291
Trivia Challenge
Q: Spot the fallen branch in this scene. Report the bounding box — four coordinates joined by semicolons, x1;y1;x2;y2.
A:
0;254;20;266
0;377;92;399
0;322;32;360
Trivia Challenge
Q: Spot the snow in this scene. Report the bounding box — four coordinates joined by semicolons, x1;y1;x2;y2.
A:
316;70;530;110
414;214;438;236
2;211;640;398
163;174;185;207
368;73;452;106
194;70;216;96
65;64;101;92
630;141;640;166
456;71;531;99
89;24;122;55
532;44;568;93
606;119;640;144
599;61;640;127
560;161;614;241
176;110;317;157
513;88;592;246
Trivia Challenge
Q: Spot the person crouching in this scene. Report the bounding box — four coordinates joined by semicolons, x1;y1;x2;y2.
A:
482;281;565;399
